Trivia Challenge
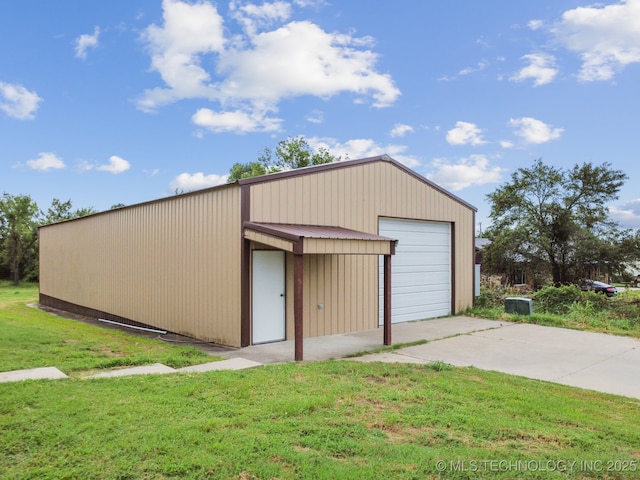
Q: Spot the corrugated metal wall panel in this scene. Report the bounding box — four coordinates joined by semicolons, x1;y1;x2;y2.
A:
39;186;243;346
250;160;474;337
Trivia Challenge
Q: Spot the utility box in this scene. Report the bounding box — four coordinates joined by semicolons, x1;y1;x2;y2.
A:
505;297;533;315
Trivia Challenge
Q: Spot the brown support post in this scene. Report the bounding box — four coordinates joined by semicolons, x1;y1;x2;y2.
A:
294;254;304;361
383;253;392;345
240;186;251;347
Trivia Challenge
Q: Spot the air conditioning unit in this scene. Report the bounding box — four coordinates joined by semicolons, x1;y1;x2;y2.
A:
505;297;533;315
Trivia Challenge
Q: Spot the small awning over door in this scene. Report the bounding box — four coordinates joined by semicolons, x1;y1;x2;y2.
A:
243;222;396;255
243;221;396;361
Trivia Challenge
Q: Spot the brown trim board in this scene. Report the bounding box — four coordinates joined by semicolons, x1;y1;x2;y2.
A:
39;294;159;331
451;221;456;315
240;185;251;347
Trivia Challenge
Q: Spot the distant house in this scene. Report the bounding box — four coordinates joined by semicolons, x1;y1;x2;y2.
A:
39;155;477;360
475;237;533;289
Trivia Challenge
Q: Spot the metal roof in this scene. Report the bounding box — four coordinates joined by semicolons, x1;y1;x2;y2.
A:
244;222;395;242
243;222;397;255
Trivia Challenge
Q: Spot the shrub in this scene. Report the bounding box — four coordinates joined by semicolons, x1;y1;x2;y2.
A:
532;284;583;315
474;288;504;309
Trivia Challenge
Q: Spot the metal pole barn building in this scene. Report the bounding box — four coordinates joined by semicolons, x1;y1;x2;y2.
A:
39;155;477;360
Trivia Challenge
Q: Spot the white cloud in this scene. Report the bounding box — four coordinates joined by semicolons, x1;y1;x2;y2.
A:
500;139;514;149
427;155;506;191
215;21;400;107
528;19;544;31
458;60;489;76
510;53;558;86
293;0;325;7
75;27;100;59
138;0;226;111
192;107;282;133
0;82;42;120
96;155;130;174
305;109;324;124
78;156;131;174
508;117;563;144
446;121;487;146
438;60;489;81
138;0;400;130
170;172;229;192
229;0;292;36
390;123;414;138
609;199;640;228
306;136;420;168
26;152;65;171
552;0;640;81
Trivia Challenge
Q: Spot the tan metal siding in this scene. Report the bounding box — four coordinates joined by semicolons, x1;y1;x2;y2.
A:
283;253;377;339
245;231;294;252
39;187;243;346
302;238;391;255
251;161;474;335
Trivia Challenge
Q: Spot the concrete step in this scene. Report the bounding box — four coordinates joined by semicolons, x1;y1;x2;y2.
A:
0;366;68;383
1;358;263;383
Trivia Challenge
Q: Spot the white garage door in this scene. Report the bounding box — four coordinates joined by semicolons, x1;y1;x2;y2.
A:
379;218;451;324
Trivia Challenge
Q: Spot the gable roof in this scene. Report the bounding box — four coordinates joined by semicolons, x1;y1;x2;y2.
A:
238;154;477;212
40;154;476;229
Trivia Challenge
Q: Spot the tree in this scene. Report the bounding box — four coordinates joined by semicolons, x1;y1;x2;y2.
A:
0;195;97;284
227;161;269;182
0;193;39;285
484;159;628;285
43;198;96;224
228;136;342;182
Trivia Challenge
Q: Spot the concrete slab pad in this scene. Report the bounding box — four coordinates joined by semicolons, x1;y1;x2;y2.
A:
88;363;176;379
389;316;509;344
222;316;506;364
0;366;68;383
177;358;262;373
559;347;640;399
359;323;640;399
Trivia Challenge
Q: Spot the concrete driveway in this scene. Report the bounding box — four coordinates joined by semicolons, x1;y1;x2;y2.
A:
223;316;640;400
351;318;640;400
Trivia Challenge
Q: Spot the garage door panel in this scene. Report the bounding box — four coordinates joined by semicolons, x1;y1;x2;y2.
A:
392;301;450;321
393;254;448;266
392;273;448;281
393;255;449;266
379;218;451;324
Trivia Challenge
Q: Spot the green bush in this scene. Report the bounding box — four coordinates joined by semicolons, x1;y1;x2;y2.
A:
474;288;504;309
532;284;583;315
469;284;640;337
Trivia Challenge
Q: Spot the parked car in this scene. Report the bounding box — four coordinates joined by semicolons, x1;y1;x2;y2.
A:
635;274;640;288
581;280;618;297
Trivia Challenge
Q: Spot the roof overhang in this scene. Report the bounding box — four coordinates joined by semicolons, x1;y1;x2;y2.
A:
243;222;396;255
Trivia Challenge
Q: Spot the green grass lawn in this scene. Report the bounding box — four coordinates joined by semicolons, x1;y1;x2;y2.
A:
2;283;640;479
0;282;213;374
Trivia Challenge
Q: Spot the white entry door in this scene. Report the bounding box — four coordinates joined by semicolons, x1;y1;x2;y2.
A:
252;250;286;344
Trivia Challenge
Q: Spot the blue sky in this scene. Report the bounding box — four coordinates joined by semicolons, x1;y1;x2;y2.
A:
2;0;640;232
